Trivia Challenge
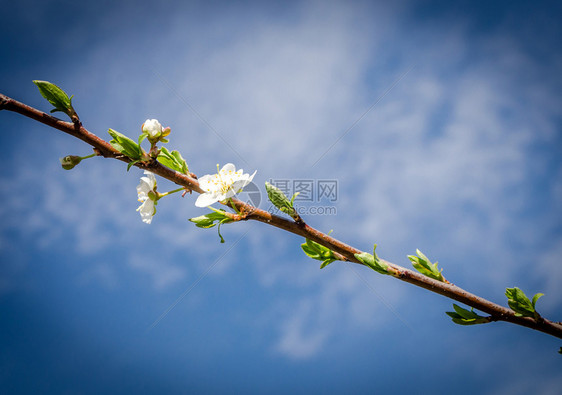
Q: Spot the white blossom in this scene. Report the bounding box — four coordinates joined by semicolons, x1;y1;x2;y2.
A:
142;119;163;139
136;171;157;223
195;163;256;207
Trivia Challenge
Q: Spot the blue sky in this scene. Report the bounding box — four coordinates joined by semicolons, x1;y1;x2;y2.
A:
1;0;562;393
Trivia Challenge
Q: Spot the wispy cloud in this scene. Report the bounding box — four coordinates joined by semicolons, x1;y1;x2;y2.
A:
128;251;187;291
2;0;561;367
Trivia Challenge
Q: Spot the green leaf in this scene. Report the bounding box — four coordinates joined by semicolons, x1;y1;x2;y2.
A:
189;210;234;243
265;182;297;217
126;159;141;171
290;192;300;205
138;133;148;146
300;238;338;269
33;80;75;117
354;245;389;275
505;287;542;318
189;210;233;229
108;129;142;160
446;304;491;326
320;259;335;269
408;249;445;282
531;293;544;309
157;147;189;174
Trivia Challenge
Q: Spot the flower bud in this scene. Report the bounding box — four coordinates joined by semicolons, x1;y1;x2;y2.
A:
142;119;163;140
60;155;82;170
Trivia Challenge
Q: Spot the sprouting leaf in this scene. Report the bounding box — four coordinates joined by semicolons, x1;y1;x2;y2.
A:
505;287;543;319
265;182;297;218
157;147;189;174
531;293;544;309
127;159;141;171
189;210;234;243
189;210;233;229
108;129;143;161
446;304;491;325
33;80;75;118
354;244;389;275
408;249;445;282
300;238;337;269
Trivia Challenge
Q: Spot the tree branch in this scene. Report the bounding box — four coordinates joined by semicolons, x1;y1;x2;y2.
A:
2;91;561;340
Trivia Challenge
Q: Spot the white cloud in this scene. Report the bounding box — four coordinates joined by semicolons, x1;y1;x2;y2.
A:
274;298;329;359
128;251;187;291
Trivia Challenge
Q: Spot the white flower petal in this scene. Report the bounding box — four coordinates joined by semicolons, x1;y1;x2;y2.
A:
137;199;155;224
230;179;247;192
197;174;215;191
195;192;220;207
143;171;156;187
220;163;236;174
223;189;237;199
245;170;257;185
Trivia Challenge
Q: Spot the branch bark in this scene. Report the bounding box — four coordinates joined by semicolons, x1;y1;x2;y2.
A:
2;92;561;340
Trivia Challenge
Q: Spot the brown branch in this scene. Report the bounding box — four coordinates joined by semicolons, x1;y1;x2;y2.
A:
2;92;561;340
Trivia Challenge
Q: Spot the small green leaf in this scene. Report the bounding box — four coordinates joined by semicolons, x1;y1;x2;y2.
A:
408;249;445;282
138;133;148;146
290;192;300;205
33;80;75;117
157;147;189;174
127;159;141;171
320;259;335;269
355;252;374;266
266;182;297;218
505;287;543;319
189;210;234;243
300;238;338;269
531;293;544;309
108;129;143;160
354;245;389;275
189;210;233;229
446;304;490;325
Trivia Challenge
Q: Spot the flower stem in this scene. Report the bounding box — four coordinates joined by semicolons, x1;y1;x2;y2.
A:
158;187;185;198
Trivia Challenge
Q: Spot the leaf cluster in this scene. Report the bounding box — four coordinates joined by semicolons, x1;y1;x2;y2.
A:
301;239;337;269
157;147;189;174
107;129;144;170
354;244;389;275
408;249;445;282
505;287;543;319
446;304;490;326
